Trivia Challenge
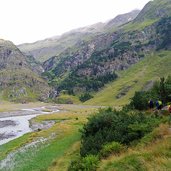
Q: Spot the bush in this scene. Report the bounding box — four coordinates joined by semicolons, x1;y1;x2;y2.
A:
100;142;124;158
68;155;99;171
80;108;162;157
130;76;171;110
130;91;149;110
54;97;73;104
79;93;93;102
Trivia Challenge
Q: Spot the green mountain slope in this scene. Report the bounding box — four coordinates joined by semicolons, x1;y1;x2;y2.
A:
134;0;171;22
44;18;171;98
17;0;171;104
85;50;171;106
0;39;51;102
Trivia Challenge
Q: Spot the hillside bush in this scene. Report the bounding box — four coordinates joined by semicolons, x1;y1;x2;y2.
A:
57;72;117;93
80;108;162;156
68;155;99;171
130;91;150;110
79;93;93;102
100;142;124;158
130;76;171;110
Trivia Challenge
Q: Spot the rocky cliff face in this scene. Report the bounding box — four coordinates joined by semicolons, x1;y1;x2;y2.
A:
18;10;140;63
0;40;28;69
42;0;171;94
0;39;51;102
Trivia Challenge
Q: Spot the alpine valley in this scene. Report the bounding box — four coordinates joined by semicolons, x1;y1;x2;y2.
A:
0;0;171;170
18;0;171;105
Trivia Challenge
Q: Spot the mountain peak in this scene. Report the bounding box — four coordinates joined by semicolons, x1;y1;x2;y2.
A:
106;10;140;27
134;0;171;22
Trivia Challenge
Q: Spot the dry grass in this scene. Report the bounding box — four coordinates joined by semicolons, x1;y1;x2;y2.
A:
98;124;171;171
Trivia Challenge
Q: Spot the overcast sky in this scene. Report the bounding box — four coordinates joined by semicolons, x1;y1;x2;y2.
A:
0;0;150;44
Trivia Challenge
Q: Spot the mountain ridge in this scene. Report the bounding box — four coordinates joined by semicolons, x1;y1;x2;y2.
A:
2;0;171;104
18;10;140;62
0;39;51;102
41;0;171;103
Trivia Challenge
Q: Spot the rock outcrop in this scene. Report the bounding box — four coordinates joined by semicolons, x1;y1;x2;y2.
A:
0;39;51;102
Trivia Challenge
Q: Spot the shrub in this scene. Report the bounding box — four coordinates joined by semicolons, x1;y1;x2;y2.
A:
129;76;171;110
100;142;124;158
130;91;149;110
68;155;99;171
79;93;93;102
54;97;73;104
80;108;162;157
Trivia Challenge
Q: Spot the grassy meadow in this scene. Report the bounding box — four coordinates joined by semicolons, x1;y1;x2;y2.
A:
0;104;98;171
98;124;171;171
86;51;171;106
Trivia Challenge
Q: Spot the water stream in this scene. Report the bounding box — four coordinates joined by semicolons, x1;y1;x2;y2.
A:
0;107;59;146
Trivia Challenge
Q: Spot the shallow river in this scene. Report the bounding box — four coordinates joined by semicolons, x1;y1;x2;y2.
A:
0;107;59;146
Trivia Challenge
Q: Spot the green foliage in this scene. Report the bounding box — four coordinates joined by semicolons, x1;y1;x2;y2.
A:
105;154;147;171
4;130;81;171
137;124;169;147
79;93;93;102
86;51;171;106
112;41;132;54
54;97;73;104
156;17;171;50
42;71;55;80
68;155;99;171
130;75;171;110
130;91;150;110
80;108;161;157
100;142;124;158
57;72;117;93
158;76;171;103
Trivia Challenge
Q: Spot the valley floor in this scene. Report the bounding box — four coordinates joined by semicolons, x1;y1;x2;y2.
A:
0;102;171;171
0;102;99;171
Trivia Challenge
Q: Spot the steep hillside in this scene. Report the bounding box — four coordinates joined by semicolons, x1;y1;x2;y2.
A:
134;0;171;22
43;0;171;98
18;33;95;62
106;10;140;29
18;10;140;62
0;39;51;102
18;0;171;105
85;50;171;106
99;129;171;171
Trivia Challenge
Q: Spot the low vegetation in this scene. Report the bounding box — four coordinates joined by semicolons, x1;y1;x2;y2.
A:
0;104;98;171
130;75;171;110
68;72;171;170
86;51;171;106
69;106;168;170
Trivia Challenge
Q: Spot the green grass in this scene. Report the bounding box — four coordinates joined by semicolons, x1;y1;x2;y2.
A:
12;131;81;171
0;68;50;102
100;137;171;171
123;19;158;32
0;133;31;161
85;50;171;106
99;124;171;171
0;105;96;171
55;93;80;104
104;154;147;171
